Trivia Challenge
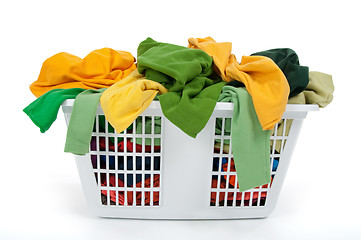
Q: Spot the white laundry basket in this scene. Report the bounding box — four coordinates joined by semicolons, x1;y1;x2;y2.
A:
61;100;318;219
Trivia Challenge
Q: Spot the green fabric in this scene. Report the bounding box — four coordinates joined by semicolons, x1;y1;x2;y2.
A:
137;37;226;138
218;86;271;192
23;88;85;133
251;48;309;98
64;88;106;155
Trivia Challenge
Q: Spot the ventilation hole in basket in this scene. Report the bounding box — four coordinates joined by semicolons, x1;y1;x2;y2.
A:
274;140;284;152
211;176;218;188
136;157;142;170
107;173;115;185
135;117;142;134
145;137;151;150
108;138;115;152
125;174;133;187
228;176;236;189
215;118;222;135
107;156;115;170
154;157;161;171
98;115;106;133
126;192;133;206
210;192;216;206
213;141;220;153
221;176;227;189
98;155;106;169
145;118;152;134
145;174;151;188
144;192;150;206
135;138;142;153
241;193;249;206
136;174;142;184
226;192;234;206
222;141;230;154
117;156;124;170
117;174;124;187
118;191;125;206
144;157;150;171
153;192;159;206
250;193;257;206
212;157;220;171
135;192;141;206
219;192;225;206
260;192;267;206
126;157;134;170
271;157;279;172
98;137;105;152
154;174;160;185
224;118;232;136
109;191;116;205
154;138;161;153
235;192;242;206
100;173;106;184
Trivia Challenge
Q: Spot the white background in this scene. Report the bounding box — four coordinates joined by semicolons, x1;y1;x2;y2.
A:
1;0;360;239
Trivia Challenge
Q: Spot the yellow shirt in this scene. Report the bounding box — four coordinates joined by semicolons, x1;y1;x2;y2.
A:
188;37;290;130
30;48;136;97
100;69;168;133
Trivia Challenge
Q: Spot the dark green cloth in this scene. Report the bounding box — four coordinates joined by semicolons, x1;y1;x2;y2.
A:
23;88;85;133
137;37;226;138
251;48;309;98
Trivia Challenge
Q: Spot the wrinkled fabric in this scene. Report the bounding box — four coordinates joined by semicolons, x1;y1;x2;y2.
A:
288;71;334;106
188;37;233;82
23;88;85;133
137;37;226;138
271;71;334;152
30;48;136;97
100;69;168;134
188;37;289;130
64;88;106;155
218;86;271;192
251;48;309;98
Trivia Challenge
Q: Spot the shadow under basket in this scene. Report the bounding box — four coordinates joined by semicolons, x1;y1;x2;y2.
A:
62;100;318;219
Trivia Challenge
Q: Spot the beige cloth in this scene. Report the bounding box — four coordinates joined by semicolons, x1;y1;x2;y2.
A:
216;71;334;154
270;71;334;152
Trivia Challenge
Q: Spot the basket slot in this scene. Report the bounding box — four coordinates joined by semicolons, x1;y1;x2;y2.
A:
91;114;163;207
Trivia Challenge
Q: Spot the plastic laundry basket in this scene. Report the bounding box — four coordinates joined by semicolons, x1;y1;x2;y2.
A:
61;100;318;219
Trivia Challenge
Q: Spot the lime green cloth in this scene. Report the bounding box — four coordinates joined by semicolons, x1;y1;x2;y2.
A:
218;86;271;192
23;88;85;133
64;88;106;155
137;37;226;138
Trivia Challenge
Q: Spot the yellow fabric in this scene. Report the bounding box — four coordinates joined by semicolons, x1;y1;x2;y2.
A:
100;69;168;133
30;48;136;97
188;37;233;82
188;37;290;130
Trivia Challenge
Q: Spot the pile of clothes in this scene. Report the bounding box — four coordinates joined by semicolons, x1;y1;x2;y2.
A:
24;37;334;193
